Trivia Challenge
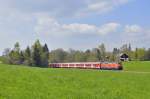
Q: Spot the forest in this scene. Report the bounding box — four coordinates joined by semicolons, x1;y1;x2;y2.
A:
1;40;150;67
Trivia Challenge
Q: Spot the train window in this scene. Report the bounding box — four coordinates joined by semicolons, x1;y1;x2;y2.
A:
85;64;91;66
76;64;80;66
93;64;96;66
93;64;99;66
62;64;68;66
69;64;75;66
80;64;84;66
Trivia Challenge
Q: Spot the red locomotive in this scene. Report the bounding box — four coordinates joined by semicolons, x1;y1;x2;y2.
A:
49;62;123;70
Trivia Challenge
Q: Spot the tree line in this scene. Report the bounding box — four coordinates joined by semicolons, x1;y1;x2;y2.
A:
1;40;150;67
49;44;150;63
2;40;49;67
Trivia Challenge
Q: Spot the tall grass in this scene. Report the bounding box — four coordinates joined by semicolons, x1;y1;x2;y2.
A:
0;62;150;99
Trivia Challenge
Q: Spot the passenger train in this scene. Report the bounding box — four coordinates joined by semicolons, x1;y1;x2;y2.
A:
49;62;123;70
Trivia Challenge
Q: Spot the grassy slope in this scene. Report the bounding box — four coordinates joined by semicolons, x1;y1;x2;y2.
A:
123;61;150;72
0;62;150;99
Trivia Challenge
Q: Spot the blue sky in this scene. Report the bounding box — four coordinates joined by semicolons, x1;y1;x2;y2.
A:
0;0;150;54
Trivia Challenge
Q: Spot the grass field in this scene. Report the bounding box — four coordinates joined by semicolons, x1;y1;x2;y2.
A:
123;61;150;72
0;61;150;99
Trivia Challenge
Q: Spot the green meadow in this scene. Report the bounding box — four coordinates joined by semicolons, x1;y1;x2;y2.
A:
0;61;150;99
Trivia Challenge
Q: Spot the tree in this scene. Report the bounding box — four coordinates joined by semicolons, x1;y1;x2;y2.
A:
137;48;146;61
111;48;120;61
2;40;50;67
41;44;49;67
32;40;42;66
128;44;132;60
23;46;32;66
65;49;76;62
20;51;25;64
135;48;138;60
2;48;11;64
8;42;22;65
3;48;10;56
14;42;20;52
128;43;132;52
74;51;86;62
49;48;67;63
96;48;101;61
98;43;106;61
120;44;128;54
84;49;99;62
145;48;150;60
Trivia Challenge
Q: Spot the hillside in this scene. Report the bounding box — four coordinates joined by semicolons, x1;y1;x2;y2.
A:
0;62;150;99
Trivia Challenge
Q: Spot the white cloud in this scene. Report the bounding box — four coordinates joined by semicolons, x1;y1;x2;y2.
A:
98;23;121;35
0;0;130;17
34;15;120;36
34;15;61;36
87;1;112;12
78;0;129;16
121;24;150;47
62;23;97;34
125;25;142;33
